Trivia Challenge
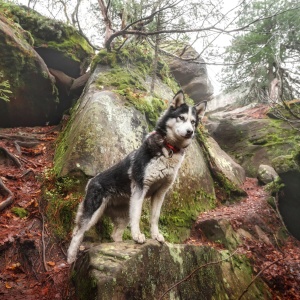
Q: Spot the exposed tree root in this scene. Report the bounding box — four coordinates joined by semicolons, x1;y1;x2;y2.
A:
0;146;22;168
0;133;41;142
0;178;14;211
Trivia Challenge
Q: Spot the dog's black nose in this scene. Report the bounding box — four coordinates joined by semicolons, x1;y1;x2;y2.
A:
186;129;193;137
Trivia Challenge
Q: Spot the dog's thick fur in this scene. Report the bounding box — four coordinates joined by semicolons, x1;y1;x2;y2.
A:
67;91;207;263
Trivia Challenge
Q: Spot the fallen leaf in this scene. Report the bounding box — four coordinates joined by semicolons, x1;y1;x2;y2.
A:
47;261;56;267
5;282;12;289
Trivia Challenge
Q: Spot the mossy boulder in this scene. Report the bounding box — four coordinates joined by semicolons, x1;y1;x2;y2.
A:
73;240;270;300
207;113;300;177
54;47;245;242
207;104;300;241
0;2;94;78
54;67;149;178
0;13;59;127
167;46;214;102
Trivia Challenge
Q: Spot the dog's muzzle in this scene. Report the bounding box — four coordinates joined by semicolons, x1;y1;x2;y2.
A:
184;130;194;139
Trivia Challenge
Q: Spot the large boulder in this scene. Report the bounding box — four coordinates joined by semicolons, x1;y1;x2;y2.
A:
168;46;214;102
73;240;269;300
0;3;94;78
0;3;94;127
0;14;58;127
207;105;300;177
55;67;149;178
257;164;279;184
54;49;245;242
54;63;217;242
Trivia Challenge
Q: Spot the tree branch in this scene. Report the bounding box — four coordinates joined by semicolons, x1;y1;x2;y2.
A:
238;258;284;300
104;5;300;51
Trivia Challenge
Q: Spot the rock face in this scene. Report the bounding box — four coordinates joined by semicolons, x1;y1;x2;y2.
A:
168;46;214;103
0;3;94;127
272;153;300;240
0;14;58;127
205;136;246;188
55;67;149;178
207;103;300;241
207;105;299;177
1;3;94;77
73;241;269;300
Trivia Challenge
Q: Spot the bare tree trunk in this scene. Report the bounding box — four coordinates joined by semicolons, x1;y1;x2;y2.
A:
150;8;162;94
269;78;280;103
98;0;114;45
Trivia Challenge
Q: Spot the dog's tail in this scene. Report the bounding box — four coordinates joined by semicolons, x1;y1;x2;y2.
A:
67;198;108;264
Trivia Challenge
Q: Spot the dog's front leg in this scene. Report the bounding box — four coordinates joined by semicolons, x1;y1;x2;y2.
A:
150;188;169;243
130;187;147;243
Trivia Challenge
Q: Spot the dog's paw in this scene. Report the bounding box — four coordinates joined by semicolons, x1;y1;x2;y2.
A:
152;232;165;243
67;253;76;264
133;233;146;244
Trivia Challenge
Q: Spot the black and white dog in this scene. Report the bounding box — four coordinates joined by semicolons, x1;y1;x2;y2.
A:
67;90;206;263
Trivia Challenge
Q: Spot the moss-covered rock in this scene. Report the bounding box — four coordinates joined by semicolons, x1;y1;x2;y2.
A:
73;241;270;300
207;116;300;177
0;2;94;77
0;13;59;127
207;105;300;241
53;46;246;242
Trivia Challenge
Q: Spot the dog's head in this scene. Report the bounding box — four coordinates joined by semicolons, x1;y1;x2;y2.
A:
156;90;207;149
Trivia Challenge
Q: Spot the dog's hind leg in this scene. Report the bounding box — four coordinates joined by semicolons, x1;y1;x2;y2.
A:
111;216;129;242
67;199;108;264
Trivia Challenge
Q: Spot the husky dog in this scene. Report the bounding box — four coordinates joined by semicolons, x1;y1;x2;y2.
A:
67;90;207;263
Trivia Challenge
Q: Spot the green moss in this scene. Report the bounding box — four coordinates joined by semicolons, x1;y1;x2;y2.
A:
157;188;216;243
92;46;173;129
43;169;84;240
11;207;28;218
272;154;300;174
0;2;94;63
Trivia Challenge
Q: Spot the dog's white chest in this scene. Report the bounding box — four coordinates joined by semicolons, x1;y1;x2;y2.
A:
143;153;184;188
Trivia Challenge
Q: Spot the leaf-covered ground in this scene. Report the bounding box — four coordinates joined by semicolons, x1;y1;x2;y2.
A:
0;125;300;299
187;177;300;299
0;126;76;300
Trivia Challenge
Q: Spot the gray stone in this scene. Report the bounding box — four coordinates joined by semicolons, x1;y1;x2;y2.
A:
73;240;270;300
168;47;214;102
55;67;148;177
257;164;279;184
206;136;246;188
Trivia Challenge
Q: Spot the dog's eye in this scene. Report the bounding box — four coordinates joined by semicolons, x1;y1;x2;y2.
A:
191;120;196;125
179;116;185;121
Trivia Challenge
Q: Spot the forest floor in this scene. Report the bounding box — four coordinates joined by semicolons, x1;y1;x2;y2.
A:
0;124;300;299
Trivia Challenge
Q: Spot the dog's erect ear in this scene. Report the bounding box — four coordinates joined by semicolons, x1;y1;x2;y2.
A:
170;90;185;108
195;101;207;120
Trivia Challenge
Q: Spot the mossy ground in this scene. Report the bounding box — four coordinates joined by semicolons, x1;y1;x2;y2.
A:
42;169;85;240
11;207;28;218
